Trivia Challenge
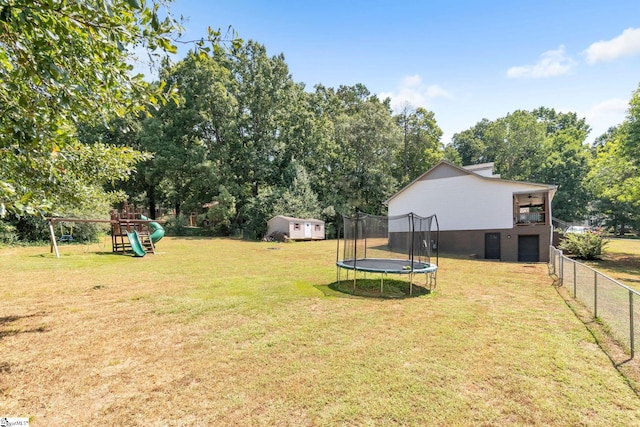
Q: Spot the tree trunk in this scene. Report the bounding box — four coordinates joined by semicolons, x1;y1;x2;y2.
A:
148;185;157;219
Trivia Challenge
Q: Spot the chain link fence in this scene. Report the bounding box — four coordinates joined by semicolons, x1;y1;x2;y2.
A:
549;246;640;358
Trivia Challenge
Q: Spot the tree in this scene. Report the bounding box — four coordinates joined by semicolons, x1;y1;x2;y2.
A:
587;87;640;233
332;88;401;214
0;0;184;216
586;133;639;234
275;162;322;219
393;106;444;185
450;119;492;166
532;108;591;221
142;52;235;216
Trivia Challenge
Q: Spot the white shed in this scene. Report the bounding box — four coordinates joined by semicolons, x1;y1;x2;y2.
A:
266;216;325;240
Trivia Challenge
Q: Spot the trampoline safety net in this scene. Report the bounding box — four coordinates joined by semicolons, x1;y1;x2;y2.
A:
337;212;439;272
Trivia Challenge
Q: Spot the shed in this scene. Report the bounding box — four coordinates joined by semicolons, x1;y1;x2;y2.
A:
266;216;325;240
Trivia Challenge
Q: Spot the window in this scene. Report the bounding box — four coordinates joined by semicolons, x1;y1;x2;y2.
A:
294;223;300;230
315;224;322;231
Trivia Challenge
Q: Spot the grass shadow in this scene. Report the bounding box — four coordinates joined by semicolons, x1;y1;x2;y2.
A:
320;278;432;299
0;313;47;340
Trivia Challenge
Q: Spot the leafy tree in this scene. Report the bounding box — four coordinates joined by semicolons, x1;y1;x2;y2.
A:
538;128;591;221
274;163;322;219
0;0;183;216
333;89;401;214
450;119;492;165
484;110;547;181
587;122;640;234
394;106;444;185
142;52;235;216
533;108;591;221
204;185;236;235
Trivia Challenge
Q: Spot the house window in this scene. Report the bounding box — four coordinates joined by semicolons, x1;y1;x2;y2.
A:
294;223;300;230
315;224;322;231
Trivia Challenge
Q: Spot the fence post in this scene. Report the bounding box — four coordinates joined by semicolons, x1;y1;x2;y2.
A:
559;254;563;285
573;261;577;298
630;291;635;359
594;271;598;319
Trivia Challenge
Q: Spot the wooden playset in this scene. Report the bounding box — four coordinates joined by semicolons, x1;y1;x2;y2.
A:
46;204;165;258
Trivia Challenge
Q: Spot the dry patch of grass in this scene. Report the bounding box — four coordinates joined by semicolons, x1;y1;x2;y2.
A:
1;238;640;425
583;238;640;289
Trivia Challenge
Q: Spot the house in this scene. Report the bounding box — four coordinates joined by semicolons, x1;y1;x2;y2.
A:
266;216;325;241
385;160;557;262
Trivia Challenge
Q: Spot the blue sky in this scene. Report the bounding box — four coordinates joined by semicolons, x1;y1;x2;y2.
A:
160;0;640;144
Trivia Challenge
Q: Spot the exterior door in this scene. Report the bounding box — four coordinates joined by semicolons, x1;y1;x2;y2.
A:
485;233;501;260
304;223;312;238
518;235;539;262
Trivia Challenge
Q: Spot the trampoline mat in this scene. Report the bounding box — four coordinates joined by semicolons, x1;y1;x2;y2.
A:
337;258;437;274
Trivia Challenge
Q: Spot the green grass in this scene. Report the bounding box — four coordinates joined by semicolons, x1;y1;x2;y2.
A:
1;238;640;425
583;238;640;290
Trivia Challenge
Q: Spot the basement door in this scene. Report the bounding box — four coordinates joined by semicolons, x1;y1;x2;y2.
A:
518;235;539;262
485;233;501;260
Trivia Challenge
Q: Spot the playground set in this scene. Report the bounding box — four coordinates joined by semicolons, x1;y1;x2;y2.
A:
47;205;165;258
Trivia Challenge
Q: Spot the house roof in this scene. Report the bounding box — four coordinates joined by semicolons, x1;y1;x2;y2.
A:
268;215;324;224
384;160;557;205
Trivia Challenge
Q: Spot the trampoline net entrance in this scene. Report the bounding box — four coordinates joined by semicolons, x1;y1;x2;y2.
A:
335;212;439;296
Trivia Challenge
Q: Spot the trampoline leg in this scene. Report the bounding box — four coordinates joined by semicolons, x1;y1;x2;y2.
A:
380;274;384;296
353;270;357;293
410;272;413;296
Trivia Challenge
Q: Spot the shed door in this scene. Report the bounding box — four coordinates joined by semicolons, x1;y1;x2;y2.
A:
304;223;312;238
518;235;539;262
485;233;501;260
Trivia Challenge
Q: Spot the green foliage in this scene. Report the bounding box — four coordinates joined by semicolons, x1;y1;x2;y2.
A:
0;0;185;215
205;186;236;235
394;106;445;185
559;230;608;260
587;126;640;234
274;163;322;219
0;220;17;245
242;185;284;239
164;213;190;236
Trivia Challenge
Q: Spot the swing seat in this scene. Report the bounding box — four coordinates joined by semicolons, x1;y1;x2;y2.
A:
59;235;73;242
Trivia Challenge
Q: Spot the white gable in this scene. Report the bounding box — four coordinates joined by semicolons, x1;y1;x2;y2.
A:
462;162;499;178
387;161;555;231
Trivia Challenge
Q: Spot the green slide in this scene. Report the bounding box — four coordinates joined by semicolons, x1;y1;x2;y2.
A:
141;215;165;244
126;230;147;257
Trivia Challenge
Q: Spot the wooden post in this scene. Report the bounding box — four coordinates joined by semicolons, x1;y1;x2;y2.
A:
48;219;59;258
630;291;635;359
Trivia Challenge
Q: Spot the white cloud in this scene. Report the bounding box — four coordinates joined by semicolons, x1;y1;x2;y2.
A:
577;98;628;139
379;75;452;111
507;45;575;79
584;28;640;64
402;74;422;87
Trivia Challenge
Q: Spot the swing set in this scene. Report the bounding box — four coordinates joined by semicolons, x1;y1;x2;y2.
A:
58;222;74;242
46;206;165;258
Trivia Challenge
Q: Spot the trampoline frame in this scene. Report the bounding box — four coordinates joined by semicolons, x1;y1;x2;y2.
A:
335;212;439;296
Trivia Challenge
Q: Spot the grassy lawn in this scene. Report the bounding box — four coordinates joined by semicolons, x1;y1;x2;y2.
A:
584;238;640;290
2;238;640;425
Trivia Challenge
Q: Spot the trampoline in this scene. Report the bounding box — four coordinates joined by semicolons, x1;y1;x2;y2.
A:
336;212;439;296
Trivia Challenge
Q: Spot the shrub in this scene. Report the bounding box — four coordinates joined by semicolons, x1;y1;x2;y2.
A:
559;229;608;260
0;220;18;245
164;214;190;236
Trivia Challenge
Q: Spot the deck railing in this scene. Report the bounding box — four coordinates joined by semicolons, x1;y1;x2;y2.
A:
516;211;546;225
